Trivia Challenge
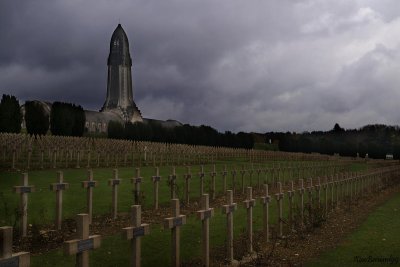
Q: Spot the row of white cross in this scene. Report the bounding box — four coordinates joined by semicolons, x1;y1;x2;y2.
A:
8;164;385;238
3;166;396;267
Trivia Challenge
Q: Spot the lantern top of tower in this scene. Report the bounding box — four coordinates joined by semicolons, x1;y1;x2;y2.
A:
108;24;132;66
109;24;130;53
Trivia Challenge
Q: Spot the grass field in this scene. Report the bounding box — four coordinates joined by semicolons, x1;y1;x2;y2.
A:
306;191;400;267
0;160;369;266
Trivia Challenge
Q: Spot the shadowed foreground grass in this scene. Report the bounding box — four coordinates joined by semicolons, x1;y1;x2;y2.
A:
307;191;400;267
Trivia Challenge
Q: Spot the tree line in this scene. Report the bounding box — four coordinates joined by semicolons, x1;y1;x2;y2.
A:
265;123;400;159
108;120;254;149
4;93;397;156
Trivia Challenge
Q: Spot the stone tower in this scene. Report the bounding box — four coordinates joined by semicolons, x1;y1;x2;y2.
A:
101;24;142;122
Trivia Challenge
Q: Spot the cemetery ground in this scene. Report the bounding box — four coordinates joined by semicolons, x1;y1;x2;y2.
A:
306;188;400;267
0;159;395;266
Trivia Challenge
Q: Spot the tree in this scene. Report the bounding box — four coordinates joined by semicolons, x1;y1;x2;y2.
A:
107;120;124;139
71;104;86;137
50;102;86;136
0;94;22;133
24;101;49;135
332;123;345;133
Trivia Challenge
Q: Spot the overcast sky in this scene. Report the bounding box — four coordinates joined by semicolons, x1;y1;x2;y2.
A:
1;0;400;133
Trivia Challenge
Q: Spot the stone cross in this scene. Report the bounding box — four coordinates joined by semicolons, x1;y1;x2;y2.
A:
164;199;187;267
168;167;177;199
196;194;214;267
108;169;121;219
40;148;45;169
131;168;142;205
96;151;100;167
287;181;295;230
122;205;150;267
248;168;254;187
298;179;305;225
315;177;321;208
330;175;335;211
275;182;284;237
50;171;69;230
52;148;57;169
264;169;270;185
222;190;237;263
335;174;340;206
240;167;246;194
307;178;314;208
13;173;35;237
86;149;91;168
64;214;101;267
178;166;189;204
256;169;262;190
270;168;276;187
27;147;32;170
221;165;227;193
244;187;256;253
260;184;271;242
231;169;237;194
210;165;217;200
144;146;148;162
11;147;16;170
349;173;355;202
152;167;162;210
81;170;97;224
76;150;81;169
323;176;328;216
0;226;30;267
199;165;205;197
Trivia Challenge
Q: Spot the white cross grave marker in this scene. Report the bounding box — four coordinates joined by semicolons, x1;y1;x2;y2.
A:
108;169;121;219
196;194;214;267
222;190;237;263
13;173;35;237
50;171;69;230
131;168;141;205
275;182;284;237
81;170;97;224
64;214;101;267
152;167;161;210
244;187;256;253
0;226;30;267
164;199;187;267
260;184;271;241
122;205;150;267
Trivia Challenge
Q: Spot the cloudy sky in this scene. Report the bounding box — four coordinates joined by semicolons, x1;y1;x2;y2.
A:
1;0;400;133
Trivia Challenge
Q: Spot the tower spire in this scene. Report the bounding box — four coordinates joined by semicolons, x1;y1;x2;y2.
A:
101;24;142;122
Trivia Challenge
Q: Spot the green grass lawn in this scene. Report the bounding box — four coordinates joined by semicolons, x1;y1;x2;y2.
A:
307;192;400;267
0;160;352;226
0;160;367;266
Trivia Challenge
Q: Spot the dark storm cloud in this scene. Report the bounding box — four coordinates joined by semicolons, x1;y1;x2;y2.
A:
1;0;400;132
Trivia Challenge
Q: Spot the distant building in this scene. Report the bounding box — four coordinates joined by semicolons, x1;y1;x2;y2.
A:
386;154;394;160
22;24;181;133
